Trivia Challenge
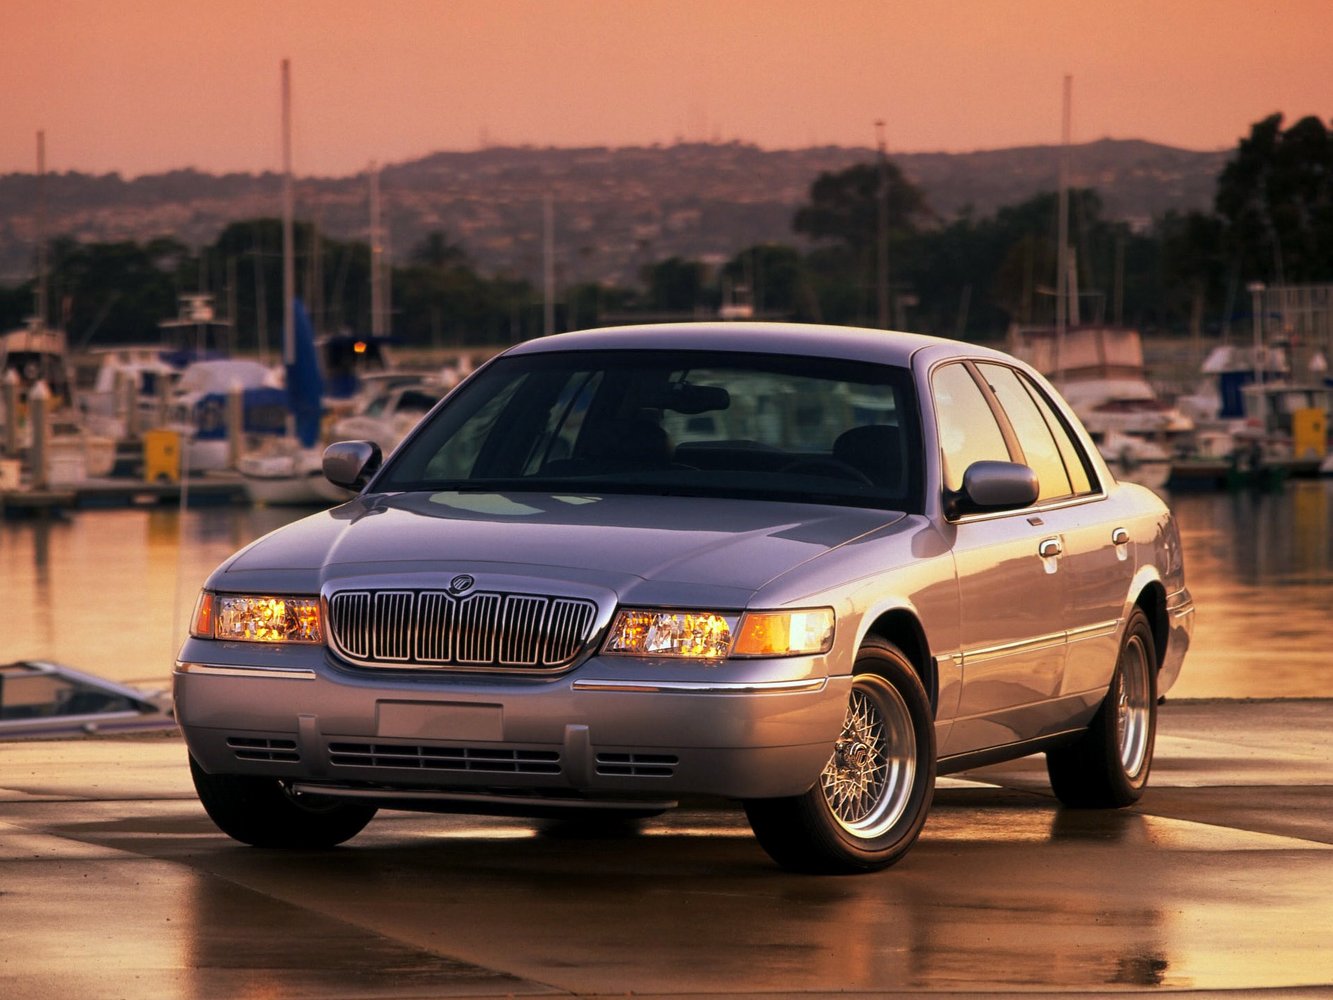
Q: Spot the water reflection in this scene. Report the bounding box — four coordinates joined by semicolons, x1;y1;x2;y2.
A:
2;481;1331;695
1164;479;1333;698
1;504;310;685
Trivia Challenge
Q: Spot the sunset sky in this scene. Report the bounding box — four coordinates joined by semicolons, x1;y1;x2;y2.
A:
5;0;1330;179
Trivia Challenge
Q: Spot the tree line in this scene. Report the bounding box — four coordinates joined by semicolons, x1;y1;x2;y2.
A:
2;112;1328;350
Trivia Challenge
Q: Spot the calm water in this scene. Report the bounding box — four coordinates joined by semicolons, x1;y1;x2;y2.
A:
2;482;1331;697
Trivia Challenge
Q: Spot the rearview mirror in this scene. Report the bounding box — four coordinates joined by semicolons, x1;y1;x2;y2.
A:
649;382;731;414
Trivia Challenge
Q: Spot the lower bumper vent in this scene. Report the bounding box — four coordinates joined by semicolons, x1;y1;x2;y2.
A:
227;737;300;763
328;742;561;775
595;752;679;778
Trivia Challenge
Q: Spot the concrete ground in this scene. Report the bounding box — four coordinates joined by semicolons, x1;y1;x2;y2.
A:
1;699;1330;1000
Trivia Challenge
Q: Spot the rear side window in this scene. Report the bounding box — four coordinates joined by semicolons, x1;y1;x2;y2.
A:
977;362;1096;499
977;363;1072;501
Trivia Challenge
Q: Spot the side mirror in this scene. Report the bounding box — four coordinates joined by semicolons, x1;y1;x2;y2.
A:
323;440;383;491
947;460;1039;518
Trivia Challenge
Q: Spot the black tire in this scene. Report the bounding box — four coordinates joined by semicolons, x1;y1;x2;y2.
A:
1046;607;1158;808
744;639;936;874
189;755;376;848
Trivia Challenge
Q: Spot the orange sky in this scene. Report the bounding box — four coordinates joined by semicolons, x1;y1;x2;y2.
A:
5;0;1330;178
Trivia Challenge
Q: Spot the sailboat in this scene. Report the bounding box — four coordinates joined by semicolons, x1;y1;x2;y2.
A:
237;298;351;505
235;61;350;507
1007;78;1189;482
1;132;116;485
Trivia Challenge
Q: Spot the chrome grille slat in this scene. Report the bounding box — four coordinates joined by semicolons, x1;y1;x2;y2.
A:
547;599;595;664
373;591;415;661
327;588;598;671
501;595;547;665
457;592;500;664
416;592;452;663
330;592;372;660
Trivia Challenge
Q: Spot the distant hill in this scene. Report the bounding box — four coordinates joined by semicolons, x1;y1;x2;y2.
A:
0;139;1227;287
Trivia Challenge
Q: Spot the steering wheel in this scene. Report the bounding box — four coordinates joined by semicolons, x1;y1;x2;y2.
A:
779;457;873;485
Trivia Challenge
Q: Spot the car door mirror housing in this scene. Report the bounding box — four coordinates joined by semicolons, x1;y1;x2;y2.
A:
323;440;383;491
948;460;1040;518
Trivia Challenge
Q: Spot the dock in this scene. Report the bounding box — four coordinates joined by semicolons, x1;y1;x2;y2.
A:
0;473;248;516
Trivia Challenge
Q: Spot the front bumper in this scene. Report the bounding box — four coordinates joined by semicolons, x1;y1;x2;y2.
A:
174;638;850;806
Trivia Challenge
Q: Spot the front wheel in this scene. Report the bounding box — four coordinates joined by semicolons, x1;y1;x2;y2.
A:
744;640;936;874
189;756;377;848
1046;607;1158;807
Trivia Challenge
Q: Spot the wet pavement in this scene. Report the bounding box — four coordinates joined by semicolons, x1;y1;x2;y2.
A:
2;699;1331;999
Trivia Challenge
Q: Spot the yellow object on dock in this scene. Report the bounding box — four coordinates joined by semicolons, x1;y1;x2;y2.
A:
142;429;181;483
1292;407;1328;460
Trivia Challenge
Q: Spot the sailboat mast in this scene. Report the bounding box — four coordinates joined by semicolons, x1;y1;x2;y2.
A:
543;192;555;337
1055;74;1071;383
875;120;890;330
36;131;48;329
370;162;385;339
281;58;296;368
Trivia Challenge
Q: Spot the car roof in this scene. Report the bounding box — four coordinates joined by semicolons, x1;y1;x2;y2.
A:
501;322;1013;369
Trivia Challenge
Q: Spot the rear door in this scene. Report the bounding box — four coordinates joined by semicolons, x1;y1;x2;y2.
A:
975;362;1129;701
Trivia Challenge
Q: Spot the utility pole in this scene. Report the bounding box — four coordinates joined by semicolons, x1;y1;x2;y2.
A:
875;121;890;329
370;162;385;339
1055;74;1072;385
281;58;295;369
543;193;555;337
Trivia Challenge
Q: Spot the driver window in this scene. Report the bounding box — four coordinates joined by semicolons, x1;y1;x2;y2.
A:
932;363;1010;492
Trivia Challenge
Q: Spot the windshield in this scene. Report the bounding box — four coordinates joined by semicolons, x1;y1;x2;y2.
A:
376;349;922;512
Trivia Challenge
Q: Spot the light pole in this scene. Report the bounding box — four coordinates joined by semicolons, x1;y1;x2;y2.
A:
1248;281;1266;394
875;121;889;329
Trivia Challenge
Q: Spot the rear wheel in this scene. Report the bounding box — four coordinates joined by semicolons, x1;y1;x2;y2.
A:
189;756;376;848
1046;607;1157;807
744;640;935;874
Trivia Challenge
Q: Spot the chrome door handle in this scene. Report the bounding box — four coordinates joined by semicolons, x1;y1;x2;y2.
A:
1111;527;1129;545
1038;537;1063;558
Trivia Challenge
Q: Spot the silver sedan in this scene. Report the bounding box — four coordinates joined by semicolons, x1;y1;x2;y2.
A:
175;322;1193;873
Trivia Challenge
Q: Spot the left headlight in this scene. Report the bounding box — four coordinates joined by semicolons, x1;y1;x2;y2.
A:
603;607;833;660
190;591;323;644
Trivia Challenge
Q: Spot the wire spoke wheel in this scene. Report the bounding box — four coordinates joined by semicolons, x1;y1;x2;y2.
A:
743;640;935;874
821;683;916;838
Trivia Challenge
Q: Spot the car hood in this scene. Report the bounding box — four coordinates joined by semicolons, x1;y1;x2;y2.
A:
214;490;908;607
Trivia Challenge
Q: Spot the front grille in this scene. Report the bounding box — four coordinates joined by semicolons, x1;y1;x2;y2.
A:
327;589;598;670
595;752;679;778
328;742;562;775
227;737;300;762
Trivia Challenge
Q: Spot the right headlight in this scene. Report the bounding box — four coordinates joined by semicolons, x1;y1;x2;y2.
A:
190;591;323;644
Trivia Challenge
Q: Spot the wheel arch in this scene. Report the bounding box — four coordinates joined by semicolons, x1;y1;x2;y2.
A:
860;608;937;715
1133;580;1168;672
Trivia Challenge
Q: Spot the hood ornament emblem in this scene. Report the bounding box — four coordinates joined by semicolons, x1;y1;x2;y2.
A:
448;574;475;596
